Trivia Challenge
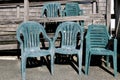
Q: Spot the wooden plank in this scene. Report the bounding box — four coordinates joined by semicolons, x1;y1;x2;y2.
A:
0;0;93;8
0;41;17;45
17;5;20;18
0;32;16;35
0;35;16;41
0;18;23;24
0;27;17;31
92;1;97;14
0;24;18;27
24;0;29;21
0;14;105;25
106;0;111;30
0;44;18;50
37;16;90;22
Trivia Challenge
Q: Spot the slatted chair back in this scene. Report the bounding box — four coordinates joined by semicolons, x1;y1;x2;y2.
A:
53;21;83;49
86;25;110;49
41;2;62;17
63;2;83;16
17;22;41;50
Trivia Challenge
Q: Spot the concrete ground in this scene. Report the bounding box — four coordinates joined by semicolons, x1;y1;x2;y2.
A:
0;57;120;80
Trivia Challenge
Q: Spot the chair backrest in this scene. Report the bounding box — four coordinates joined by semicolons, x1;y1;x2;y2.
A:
41;2;61;17
54;22;83;49
16;21;47;50
63;2;83;16
85;24;110;49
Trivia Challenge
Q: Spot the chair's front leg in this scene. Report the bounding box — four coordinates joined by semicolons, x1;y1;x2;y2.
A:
113;38;117;77
106;56;110;68
85;50;90;75
51;54;54;75
113;54;117;77
114;39;117;54
21;56;27;80
78;52;82;75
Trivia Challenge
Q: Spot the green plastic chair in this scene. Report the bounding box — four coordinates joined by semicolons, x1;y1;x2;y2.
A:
63;2;83;16
16;21;54;80
85;24;117;77
41;2;62;32
41;2;62;18
53;21;84;75
63;2;84;28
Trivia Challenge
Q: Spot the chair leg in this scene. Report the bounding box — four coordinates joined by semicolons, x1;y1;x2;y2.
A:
113;54;117;77
87;54;91;74
78;53;82;75
85;53;90;75
106;55;110;68
51;55;54;75
21;57;27;80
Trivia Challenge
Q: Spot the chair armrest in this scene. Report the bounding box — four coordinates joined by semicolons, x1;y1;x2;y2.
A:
61;9;66;17
113;38;117;53
17;39;23;50
41;31;54;50
16;36;23;54
59;8;63;17
41;5;47;18
48;38;54;50
85;35;90;53
16;29;23;52
106;38;117;53
79;9;83;15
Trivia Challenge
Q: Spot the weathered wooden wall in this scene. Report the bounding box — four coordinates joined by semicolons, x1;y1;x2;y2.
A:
0;0;108;50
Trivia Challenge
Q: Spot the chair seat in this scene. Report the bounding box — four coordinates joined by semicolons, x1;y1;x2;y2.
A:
90;48;114;55
24;49;51;57
55;48;79;54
